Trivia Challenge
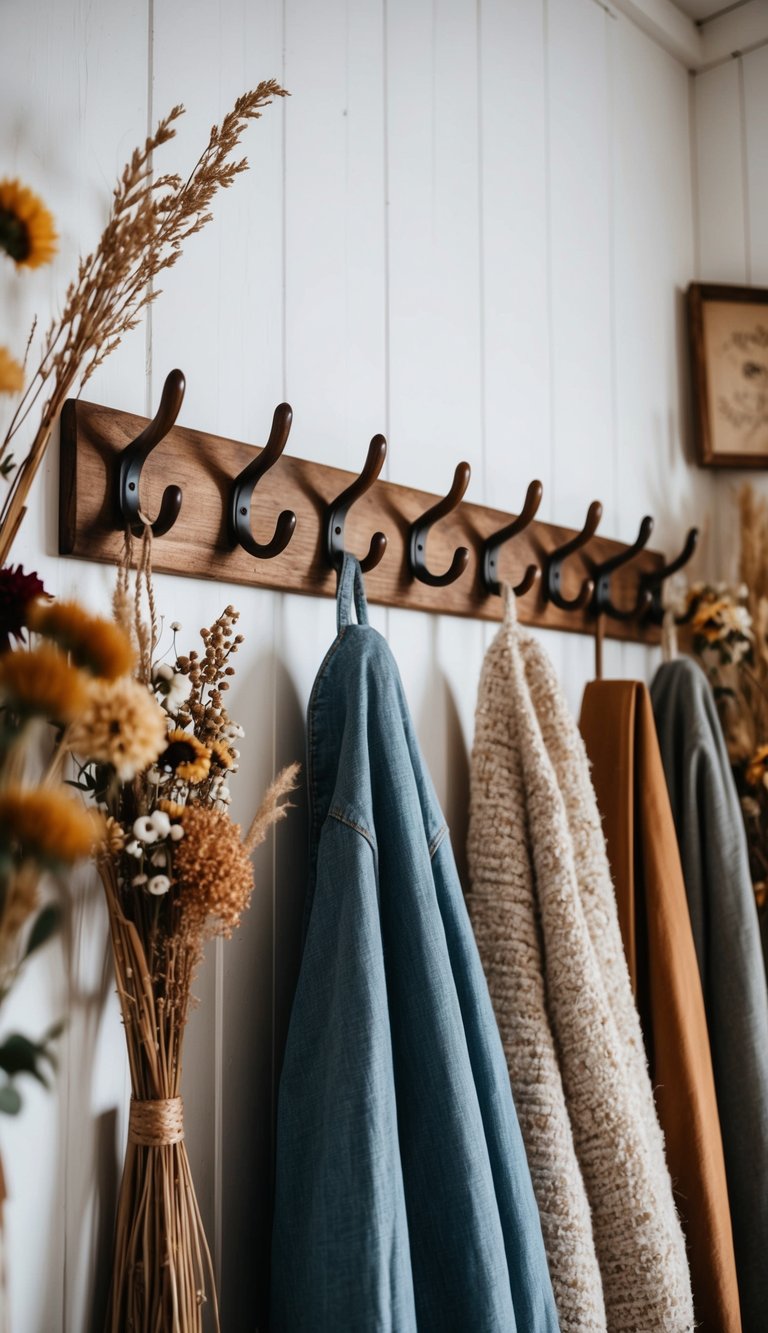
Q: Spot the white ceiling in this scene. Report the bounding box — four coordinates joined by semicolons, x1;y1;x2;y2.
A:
672;0;742;20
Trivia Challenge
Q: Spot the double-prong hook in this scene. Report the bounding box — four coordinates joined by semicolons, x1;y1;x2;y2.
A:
117;369;185;537
409;463;471;587
229;404;297;559
544;500;603;611
590;515;654;620
482;480;543;597
326;435;388;572
640;527;700;624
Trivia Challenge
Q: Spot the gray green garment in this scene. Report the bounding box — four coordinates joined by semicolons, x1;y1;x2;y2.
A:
652;657;768;1333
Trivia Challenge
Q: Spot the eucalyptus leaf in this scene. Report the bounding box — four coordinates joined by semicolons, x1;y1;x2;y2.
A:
0;1034;50;1087
24;904;61;959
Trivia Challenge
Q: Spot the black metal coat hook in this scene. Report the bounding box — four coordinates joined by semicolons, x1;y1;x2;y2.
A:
409;463;471;587
325;435;388;572
228;404;297;559
482;479;543;597
544;500;603;611
591;515;654;620
639;527;700;624
117;369;185;537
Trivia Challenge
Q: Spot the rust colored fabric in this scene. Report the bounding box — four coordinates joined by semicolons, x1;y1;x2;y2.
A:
580;680;741;1333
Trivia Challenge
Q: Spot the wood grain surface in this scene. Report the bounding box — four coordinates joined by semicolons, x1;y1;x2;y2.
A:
61;397;665;644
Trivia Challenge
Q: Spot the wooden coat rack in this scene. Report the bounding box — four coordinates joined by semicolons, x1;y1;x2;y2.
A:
59;373;698;647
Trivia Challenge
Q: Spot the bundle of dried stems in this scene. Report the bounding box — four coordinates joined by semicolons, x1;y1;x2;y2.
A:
93;532;298;1331
0;80;287;564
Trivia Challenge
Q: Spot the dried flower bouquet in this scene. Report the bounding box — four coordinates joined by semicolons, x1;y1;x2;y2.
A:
684;485;768;951
62;536;298;1332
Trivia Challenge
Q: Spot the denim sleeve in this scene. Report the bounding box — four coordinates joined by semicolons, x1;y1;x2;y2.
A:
270;816;417;1333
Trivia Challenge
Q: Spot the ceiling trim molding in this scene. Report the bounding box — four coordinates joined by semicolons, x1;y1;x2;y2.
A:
607;0;768;70
608;0;703;66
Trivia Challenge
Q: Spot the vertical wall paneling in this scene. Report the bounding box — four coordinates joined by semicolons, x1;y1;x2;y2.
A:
693;60;747;282
0;1;723;1325
693;48;768;576
743;45;768;285
385;0;486;827
479;0;552;538
611;16;711;576
546;0;614;530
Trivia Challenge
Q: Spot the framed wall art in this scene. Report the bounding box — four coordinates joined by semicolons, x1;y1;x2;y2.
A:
688;282;768;468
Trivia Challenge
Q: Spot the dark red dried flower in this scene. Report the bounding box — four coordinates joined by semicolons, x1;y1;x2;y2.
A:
0;565;47;653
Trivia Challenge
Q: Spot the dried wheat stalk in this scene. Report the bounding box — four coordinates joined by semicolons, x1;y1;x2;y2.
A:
0;81;287;565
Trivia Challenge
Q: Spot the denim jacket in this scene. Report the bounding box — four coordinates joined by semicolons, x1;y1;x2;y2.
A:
271;556;558;1332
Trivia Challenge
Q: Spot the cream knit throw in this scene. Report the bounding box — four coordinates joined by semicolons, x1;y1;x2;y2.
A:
467;590;694;1333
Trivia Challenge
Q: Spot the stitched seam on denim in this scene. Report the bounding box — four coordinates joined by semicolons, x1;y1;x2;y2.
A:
429;823;448;858
306;626;348;851
329;807;376;850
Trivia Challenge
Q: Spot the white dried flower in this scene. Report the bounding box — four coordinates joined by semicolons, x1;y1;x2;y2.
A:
169;824;185;842
153;664;192;713
133;815;158;844
148;874;171;896
149;809;171;837
132;873;148;887
170;621;182;632
125;839;142;858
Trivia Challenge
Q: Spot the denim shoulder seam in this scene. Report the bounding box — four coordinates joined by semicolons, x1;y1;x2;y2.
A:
429;823;448;859
329;806;376;850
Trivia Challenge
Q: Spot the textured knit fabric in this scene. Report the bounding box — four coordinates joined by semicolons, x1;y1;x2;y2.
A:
651;657;768;1333
580;678;741;1333
271;557;559;1333
468;590;694;1333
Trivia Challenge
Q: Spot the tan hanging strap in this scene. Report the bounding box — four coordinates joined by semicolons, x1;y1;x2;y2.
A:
128;1096;185;1147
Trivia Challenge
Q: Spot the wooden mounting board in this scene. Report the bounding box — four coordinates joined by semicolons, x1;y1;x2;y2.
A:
60;398;663;645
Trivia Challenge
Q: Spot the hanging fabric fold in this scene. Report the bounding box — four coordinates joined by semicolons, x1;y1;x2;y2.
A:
650;657;768;1332
271;556;559;1333
579;677;741;1331
468;587;694;1333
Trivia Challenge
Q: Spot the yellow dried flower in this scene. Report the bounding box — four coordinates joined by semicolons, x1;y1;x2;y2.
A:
67;676;167;780
209;738;235;770
27;599;134;680
745;744;768;788
157;798;186;820
158;729;211;784
102;816;126;856
0;643;89;723
173;807;254;940
0;178;58;268
0;346;23;395
0;786;102;864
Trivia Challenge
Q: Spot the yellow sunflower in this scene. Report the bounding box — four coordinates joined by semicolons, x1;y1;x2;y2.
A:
209;738;235;770
0;178;58;269
0;346;23;394
691;597;730;643
158;729;211;784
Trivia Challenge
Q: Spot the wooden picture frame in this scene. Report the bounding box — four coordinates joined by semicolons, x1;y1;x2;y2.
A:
688;282;768;468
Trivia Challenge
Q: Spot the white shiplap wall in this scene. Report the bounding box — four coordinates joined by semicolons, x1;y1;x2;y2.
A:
692;45;768;576
1;2;712;1328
